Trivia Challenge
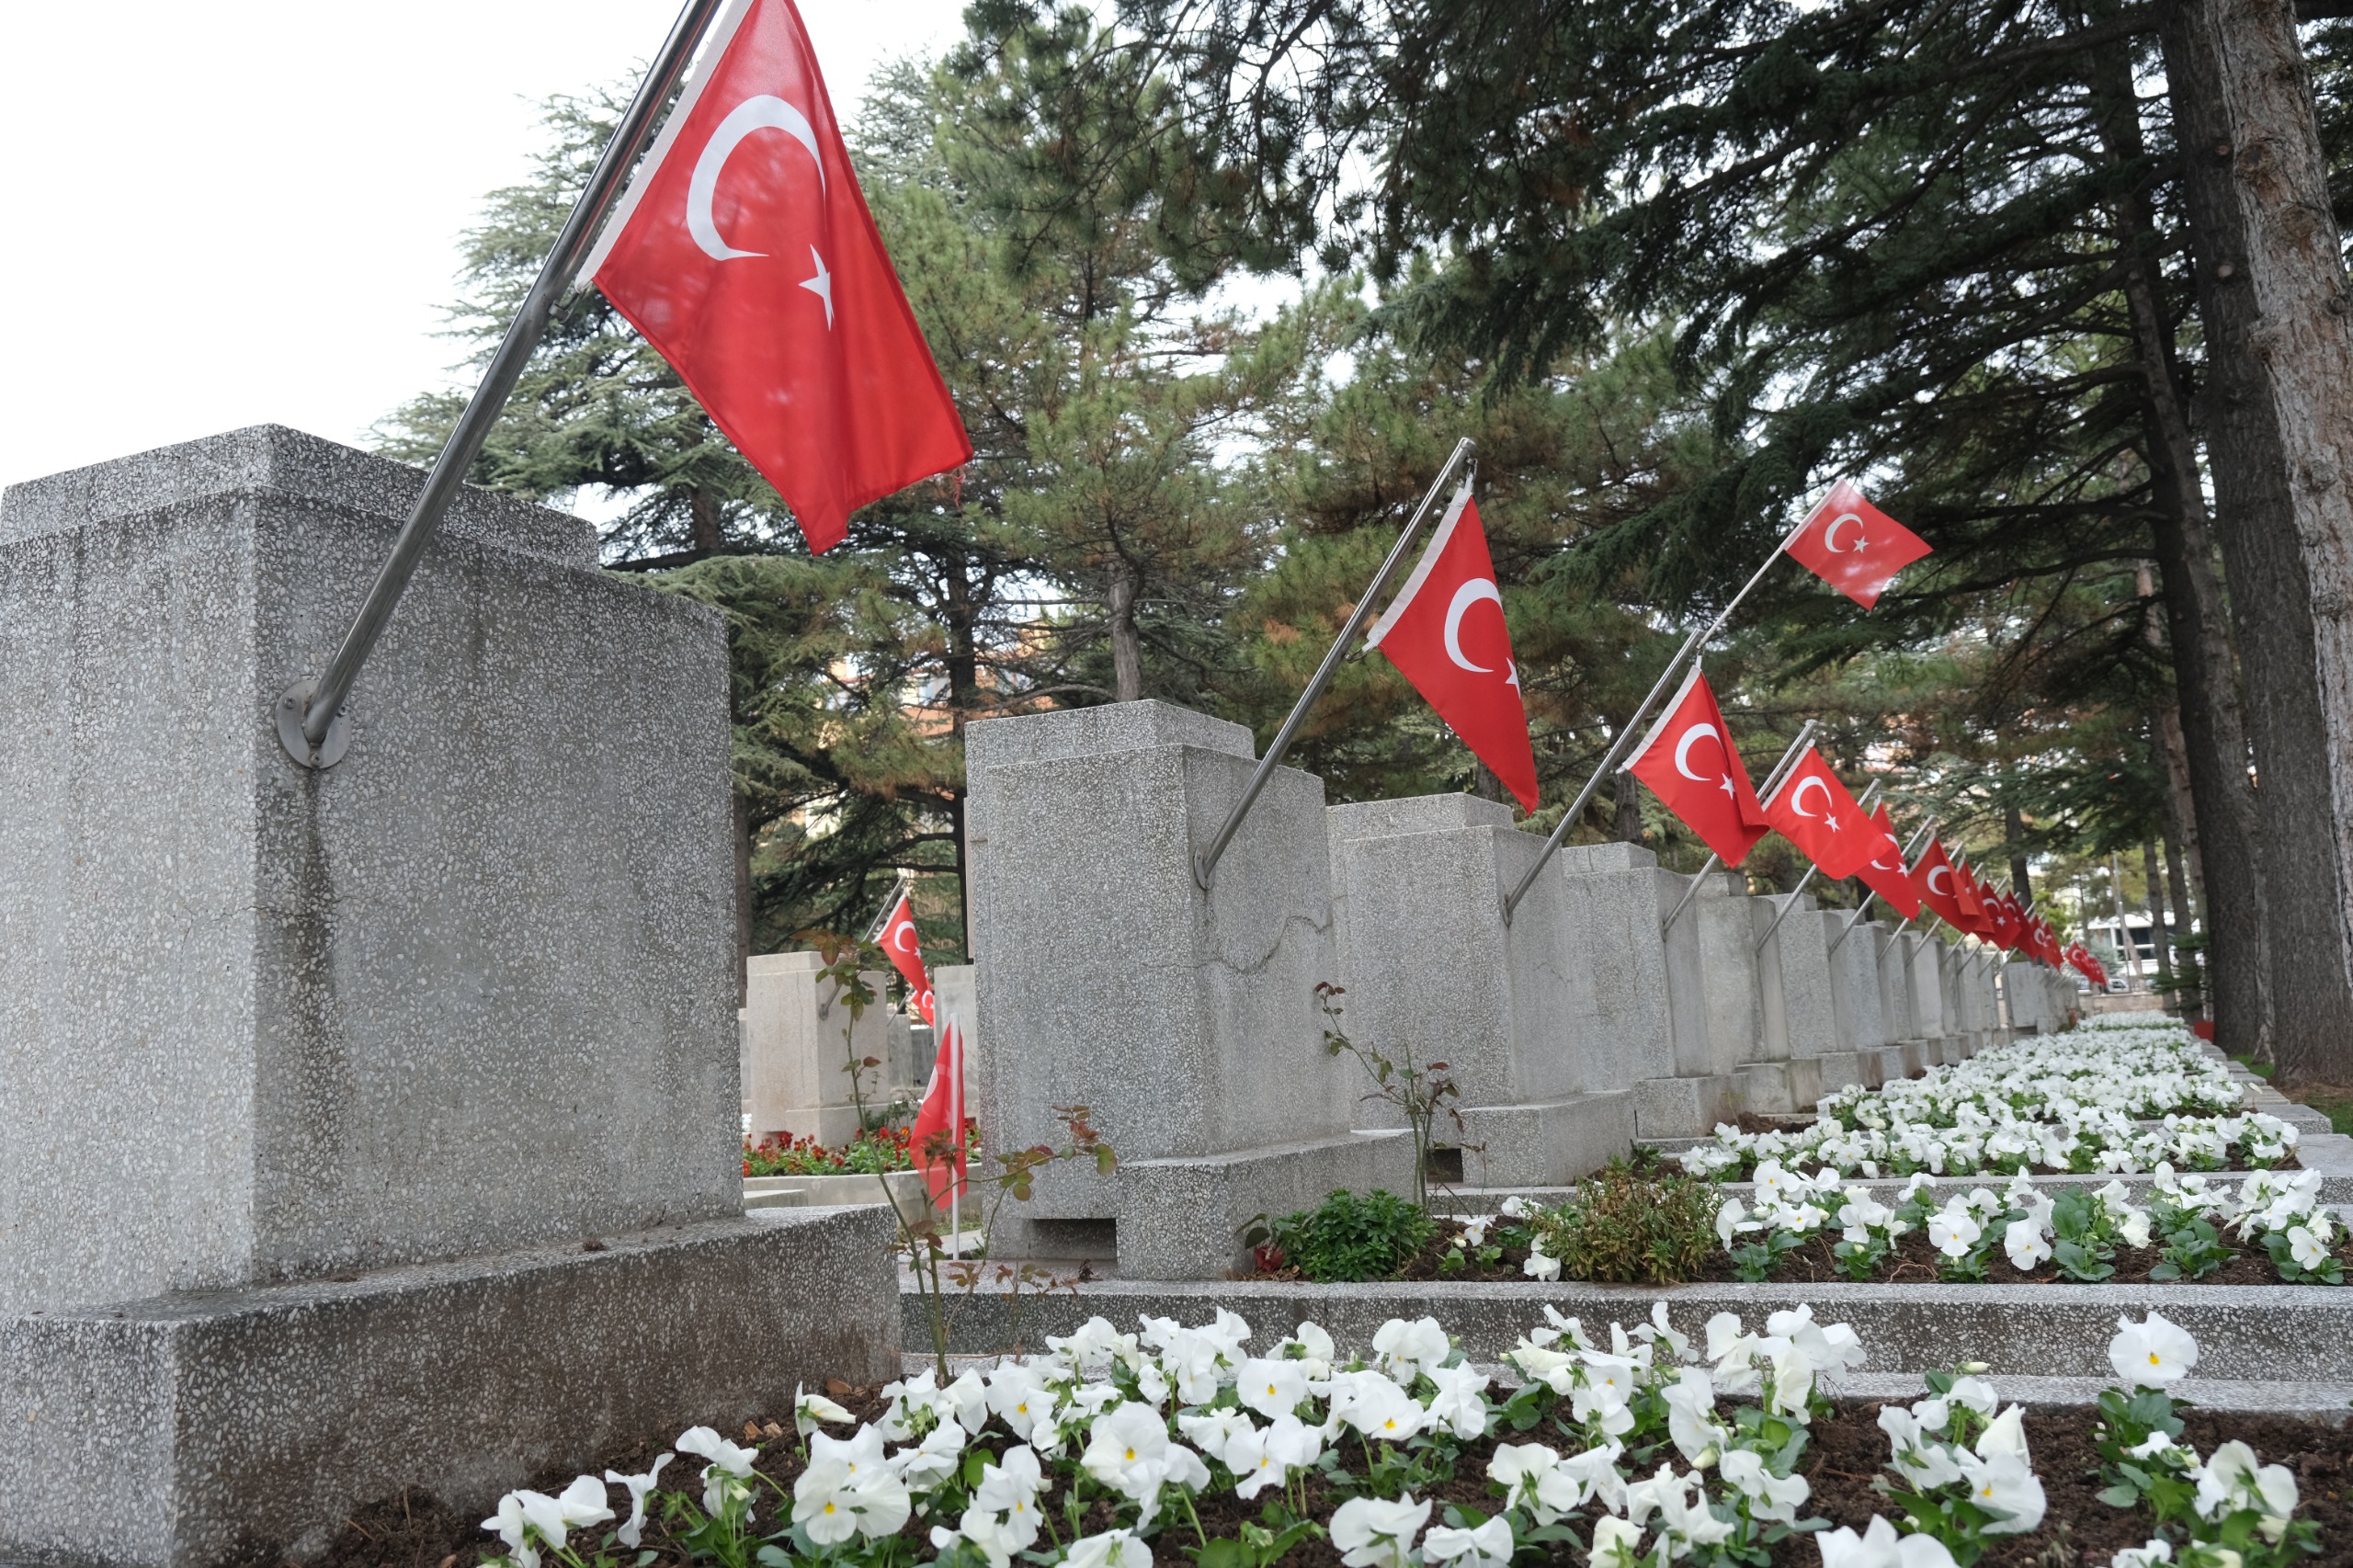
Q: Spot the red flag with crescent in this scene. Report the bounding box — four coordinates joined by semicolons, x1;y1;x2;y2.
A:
1624;665;1771;867
1853;803;1922;918
585;0;972;552
1364;486;1540;811
880;889;934;1027
1786;479;1933;608
1911;840;1971;929
1759;748;1877;878
907;1017;966;1208
1953;858;1988;929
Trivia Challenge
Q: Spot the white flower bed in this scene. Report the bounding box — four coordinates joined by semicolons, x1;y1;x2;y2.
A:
477;1307;2314;1568
1714;1163;2345;1284
1679;1023;2297;1182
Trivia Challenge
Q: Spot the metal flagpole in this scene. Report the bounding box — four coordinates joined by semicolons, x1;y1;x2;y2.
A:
1194;439;1476;888
276;0;729;768
1502;507;1822;924
1754;781;1881;952
1828;813;1938;953
863;872;915;945
1657;720;1819;935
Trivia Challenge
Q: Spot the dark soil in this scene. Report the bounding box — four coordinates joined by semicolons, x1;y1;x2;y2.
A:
314;1394;2353;1568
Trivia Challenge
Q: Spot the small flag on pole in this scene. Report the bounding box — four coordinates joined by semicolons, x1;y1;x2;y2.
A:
908;1016;966;1214
1364;484;1540;811
1624;665;1772;867
1787;480;1933;608
880;888;934;1027
1759;748;1877;878
1912;840;1972;929
584;0;972;552
1854;804;1923;918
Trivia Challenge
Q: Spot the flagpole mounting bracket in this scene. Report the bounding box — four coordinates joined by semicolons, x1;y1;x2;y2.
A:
275;680;349;770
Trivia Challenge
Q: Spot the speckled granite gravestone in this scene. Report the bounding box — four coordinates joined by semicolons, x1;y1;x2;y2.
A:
1327;793;1635;1186
1554;843;1742;1136
963;701;1410;1278
0;427;897;1568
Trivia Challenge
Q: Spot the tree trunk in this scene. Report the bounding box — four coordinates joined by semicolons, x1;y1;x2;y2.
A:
2164;828;2207;1019
1107;559;1143;702
2143;839;2176;989
689;485;726;556
2004;800;2032;905
1614;769;1644;843
2162;0;2353;1082
2152;705;2209;917
2088;22;2274;1062
1472;758;1504;803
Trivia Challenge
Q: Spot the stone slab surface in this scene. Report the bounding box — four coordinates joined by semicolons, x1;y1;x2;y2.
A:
912;1273;2353;1381
1;1209;899;1568
0;428;738;1320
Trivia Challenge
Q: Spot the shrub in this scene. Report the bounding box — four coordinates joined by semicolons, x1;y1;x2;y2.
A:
1265;1188;1435;1281
1527;1156;1718;1284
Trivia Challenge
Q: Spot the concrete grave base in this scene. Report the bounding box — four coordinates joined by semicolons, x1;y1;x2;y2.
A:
990;1131;1416;1279
1454;1093;1638;1188
913;1272;2353;1389
1633;1074;1743;1139
0;1208;897;1568
1811;1051;1873;1094
1733;1057;1824;1117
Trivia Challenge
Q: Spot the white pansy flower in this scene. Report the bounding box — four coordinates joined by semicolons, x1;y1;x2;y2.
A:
1176;1407;1254;1465
1521;1247;1562;1281
1421;1517;1513;1568
1587;1514;1645;1567
1955;1449;2046;1533
1327;1494;1430;1568
974;1447;1045;1547
481;1494;543;1568
604;1455;671;1550
1371;1315;1450;1379
1064;1528;1153;1568
795;1383;855;1437
2109;1311;2199;1390
1719;1448;1809;1522
2190;1439;2299;1540
2109;1540;2175;1567
1816;1514;1961;1566
2004;1217;2052;1271
1234;1356;1308;1419
984;1362;1051;1437
1424;1362;1490;1440
2288;1225;2330;1269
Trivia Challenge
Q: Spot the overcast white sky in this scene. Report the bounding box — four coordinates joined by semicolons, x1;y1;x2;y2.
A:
0;0;969;492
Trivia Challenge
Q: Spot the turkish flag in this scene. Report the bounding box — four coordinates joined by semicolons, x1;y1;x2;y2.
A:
1364;487;1540;810
1912;840;1971;929
585;0;972;551
2065;942;2101;985
1991;892;2025;951
1759;748;1876;878
1624;665;1771;867
1952;858;1988;930
907;1017;966;1208
880;889;934;1027
1786;479;1933;608
1854;804;1922;918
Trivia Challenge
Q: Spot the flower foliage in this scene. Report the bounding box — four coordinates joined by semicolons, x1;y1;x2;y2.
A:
472;1306;2312;1568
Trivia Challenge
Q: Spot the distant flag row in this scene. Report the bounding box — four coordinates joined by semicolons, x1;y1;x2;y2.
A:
1361;477;1934;816
1361;473;2083;968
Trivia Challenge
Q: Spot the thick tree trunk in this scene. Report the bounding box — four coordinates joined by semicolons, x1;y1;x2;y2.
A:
689;485;726;556
2143;840;2177;988
2004;800;2032;905
1107;559;1143;702
2089;27;2276;1060
2153;705;2209;915
943;549;982;962
1614;770;1644;843
1472;758;1505;803
2164;829;2207;1019
2162;0;2353;1081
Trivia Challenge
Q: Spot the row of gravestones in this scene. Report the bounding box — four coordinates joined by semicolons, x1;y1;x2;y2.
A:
941;700;2073;1280
0;429;2078;1566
